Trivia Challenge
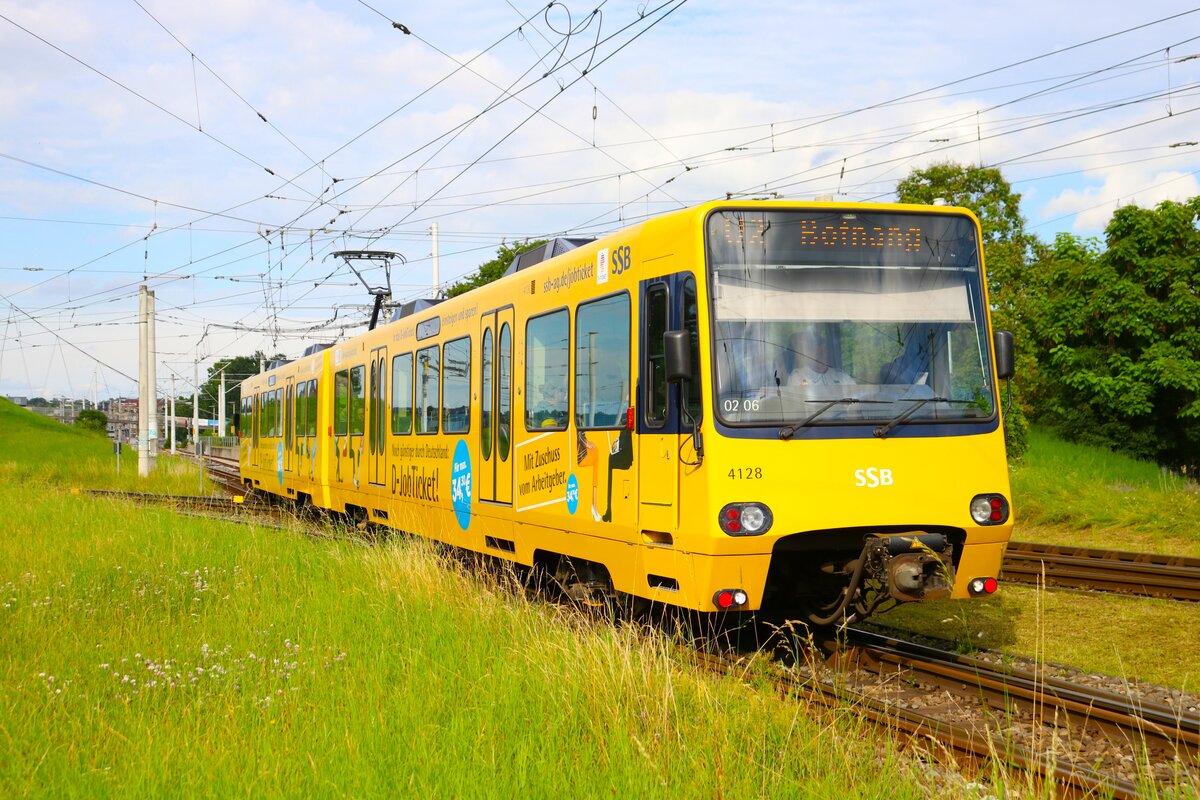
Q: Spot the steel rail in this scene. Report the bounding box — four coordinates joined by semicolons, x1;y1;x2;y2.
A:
1004;541;1200;601
82;489;260;510
839;626;1199;798
693;648;1146;800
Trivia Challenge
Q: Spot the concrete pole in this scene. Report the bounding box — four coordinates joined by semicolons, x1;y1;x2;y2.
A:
193;359;200;453
138;286;150;477
147;290;158;466
170;373;176;453
218;367;226;438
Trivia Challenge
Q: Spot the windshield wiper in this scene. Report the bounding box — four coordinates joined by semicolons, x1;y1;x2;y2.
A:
779;398;861;440
873;396;951;438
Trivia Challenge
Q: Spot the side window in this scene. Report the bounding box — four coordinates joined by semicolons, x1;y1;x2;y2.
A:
391;353;413;435
498;323;511;462
481;329;493;460
371;356;387;454
645;284;669;426
350;365;366;436
240;396;251;437
261;391;270;438
683;276;703;423
369;361;378;454
266;390;277;437
334;370;349;435
416;345;440;434
306;380;318;436
295;382;307;440
285;385;294;447
575;293;630;428
443;337;471;434
525;310;569;430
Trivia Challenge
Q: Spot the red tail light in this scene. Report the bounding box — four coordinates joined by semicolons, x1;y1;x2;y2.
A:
713;589;749;609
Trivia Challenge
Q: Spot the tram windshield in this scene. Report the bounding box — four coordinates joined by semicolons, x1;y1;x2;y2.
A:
706;209;996;429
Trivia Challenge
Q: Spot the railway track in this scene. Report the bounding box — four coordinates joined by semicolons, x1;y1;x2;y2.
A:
844;628;1200;796
165;450;247;496
83;489;260;511
1004;541;1200;601
202;456;246;495
841;628;1198;773
698;627;1198;799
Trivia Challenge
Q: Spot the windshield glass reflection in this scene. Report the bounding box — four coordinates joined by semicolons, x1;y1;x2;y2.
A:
707;209;996;427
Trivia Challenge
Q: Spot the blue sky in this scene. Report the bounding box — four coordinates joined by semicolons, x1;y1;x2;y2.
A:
2;0;1199;400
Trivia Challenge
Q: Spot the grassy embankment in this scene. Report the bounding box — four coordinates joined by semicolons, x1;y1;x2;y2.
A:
0;399;216;496
0;398;965;798
883;427;1200;690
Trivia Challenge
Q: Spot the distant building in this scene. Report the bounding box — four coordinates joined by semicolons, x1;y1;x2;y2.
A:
104;397;138;443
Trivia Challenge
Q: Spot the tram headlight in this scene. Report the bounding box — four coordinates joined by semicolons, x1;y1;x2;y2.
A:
719;503;773;536
740;505;766;532
969;494;1009;525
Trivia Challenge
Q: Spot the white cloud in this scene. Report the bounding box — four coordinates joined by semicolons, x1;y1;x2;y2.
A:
4;0;1200;397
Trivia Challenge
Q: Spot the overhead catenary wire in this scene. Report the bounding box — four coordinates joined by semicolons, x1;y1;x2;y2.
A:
130;0;321;169
356;0;692;250
0;10;317;199
4;7;1200;399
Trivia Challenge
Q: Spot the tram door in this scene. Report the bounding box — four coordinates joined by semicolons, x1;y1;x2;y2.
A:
368;346;388;486
479;307;514;504
638;273;699;533
283;377;295;474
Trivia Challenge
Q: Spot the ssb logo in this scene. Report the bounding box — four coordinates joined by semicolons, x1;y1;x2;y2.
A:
611;245;632;276
854;467;893;488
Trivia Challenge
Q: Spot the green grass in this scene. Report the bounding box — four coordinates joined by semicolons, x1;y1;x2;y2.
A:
0;398;216;496
0;493;939;798
0;398;953;798
1009;427;1200;556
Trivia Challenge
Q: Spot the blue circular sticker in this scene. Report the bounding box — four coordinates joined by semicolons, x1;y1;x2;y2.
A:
565;473;579;515
451;439;472;530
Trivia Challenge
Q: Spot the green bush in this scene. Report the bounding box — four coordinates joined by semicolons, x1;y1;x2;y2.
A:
74;408;108;435
1000;386;1029;460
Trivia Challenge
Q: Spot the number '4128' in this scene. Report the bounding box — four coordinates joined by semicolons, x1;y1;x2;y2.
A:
728;467;762;479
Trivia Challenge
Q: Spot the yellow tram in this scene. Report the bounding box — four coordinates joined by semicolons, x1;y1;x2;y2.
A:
239;201;1014;623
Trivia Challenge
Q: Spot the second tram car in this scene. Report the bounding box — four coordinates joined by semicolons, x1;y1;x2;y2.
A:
240;200;1014;623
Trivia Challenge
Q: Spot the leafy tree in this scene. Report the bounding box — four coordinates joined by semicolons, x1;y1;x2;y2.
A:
199;354;269;421
897;161;1026;244
74;408;108;435
897;162;1033;457
897;162;1034;328
446;240;547;298
1025;198;1200;472
171;353;280;434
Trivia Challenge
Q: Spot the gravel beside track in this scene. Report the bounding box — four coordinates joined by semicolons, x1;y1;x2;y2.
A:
822;626;1200;796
